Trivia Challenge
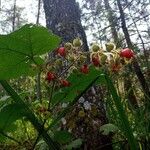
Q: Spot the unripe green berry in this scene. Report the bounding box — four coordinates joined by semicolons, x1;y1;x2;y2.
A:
91;44;100;52
105;43;115;52
71;66;78;73
55;59;63;66
100;54;107;65
68;55;76;62
73;38;82;47
79;55;86;63
65;42;73;50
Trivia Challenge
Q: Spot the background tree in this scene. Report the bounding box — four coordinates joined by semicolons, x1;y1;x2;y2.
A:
0;0;27;33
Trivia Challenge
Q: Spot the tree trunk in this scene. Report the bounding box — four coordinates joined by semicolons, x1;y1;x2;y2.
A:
12;0;16;31
43;0;112;149
104;0;121;48
43;0;88;51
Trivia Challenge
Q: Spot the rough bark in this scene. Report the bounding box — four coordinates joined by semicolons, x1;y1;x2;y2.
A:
43;0;112;149
43;0;88;51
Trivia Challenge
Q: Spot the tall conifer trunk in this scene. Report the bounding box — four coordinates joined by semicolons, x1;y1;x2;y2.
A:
43;0;88;51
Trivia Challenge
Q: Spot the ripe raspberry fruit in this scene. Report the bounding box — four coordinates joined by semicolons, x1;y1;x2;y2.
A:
38;107;47;113
60;79;70;87
111;64;121;72
120;48;134;59
57;47;66;57
46;72;56;82
92;55;100;66
80;64;89;74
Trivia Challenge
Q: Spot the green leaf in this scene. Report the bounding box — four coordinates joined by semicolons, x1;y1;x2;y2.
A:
100;123;119;135
49;76;100;129
51;66;104;105
0;24;61;79
105;73;138;150
37;139;49;150
0;80;61;150
0;103;26;131
64;138;82;150
53;130;73;144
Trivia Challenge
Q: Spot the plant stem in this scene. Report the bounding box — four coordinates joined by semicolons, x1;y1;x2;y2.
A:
104;73;138;150
0;80;60;150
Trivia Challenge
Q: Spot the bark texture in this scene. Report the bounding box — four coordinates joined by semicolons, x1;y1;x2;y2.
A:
43;0;88;51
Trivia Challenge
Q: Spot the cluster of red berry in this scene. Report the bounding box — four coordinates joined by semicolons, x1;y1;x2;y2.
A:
45;71;70;87
45;39;135;87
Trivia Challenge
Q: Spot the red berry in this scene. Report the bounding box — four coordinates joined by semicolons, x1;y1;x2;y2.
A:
60;79;70;87
46;72;56;82
80;64;89;74
120;48;134;59
111;64;121;72
92;55;100;66
57;47;66;57
38;107;47;113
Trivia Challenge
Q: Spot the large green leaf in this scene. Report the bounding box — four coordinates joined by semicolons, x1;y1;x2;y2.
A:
0;103;26;131
0;80;60;150
64;138;82;150
105;73;138;150
53;130;73;144
0;24;61;79
48;75;100;129
51;66;105;105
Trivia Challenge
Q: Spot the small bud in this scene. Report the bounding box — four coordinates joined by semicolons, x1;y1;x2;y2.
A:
79;55;87;63
71;66;78;73
73;38;82;47
68;54;76;62
91;44;100;52
105;43;115;52
55;59;63;66
78;110;85;118
100;54;107;65
64;42;73;50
